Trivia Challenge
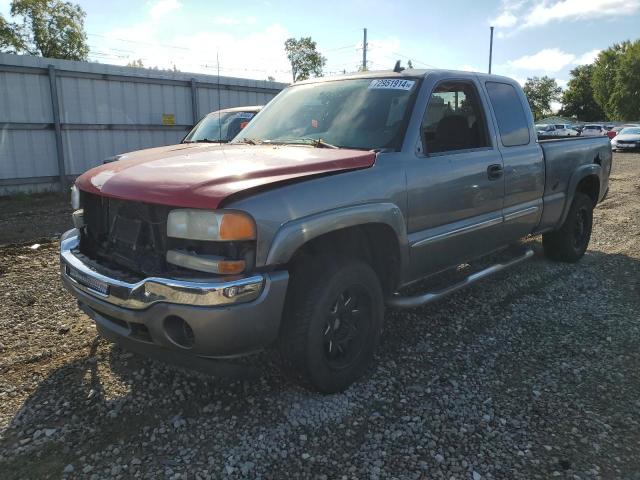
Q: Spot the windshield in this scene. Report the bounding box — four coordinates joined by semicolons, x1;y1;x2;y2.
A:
233;78;419;150
183;111;257;143
620;127;640;135
584;125;601;130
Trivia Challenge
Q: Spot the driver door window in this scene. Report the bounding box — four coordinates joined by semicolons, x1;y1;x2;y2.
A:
421;81;489;154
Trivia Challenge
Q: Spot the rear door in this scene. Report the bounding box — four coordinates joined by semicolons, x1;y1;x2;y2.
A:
405;76;506;280
483;81;545;241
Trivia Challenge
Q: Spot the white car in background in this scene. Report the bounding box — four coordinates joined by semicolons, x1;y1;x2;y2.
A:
581;124;608;137
553;124;579;137
535;124;557;136
611;126;640;151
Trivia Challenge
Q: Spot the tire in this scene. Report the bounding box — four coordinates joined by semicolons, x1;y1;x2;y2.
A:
543;192;593;262
279;256;384;393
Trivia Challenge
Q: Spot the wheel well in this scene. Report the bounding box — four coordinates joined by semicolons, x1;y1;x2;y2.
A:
576;175;600;206
287;223;401;295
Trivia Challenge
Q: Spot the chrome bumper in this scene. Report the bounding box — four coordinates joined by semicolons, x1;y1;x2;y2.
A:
59;229;265;310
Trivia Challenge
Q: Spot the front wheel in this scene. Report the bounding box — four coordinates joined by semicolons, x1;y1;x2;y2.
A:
543;192;593;262
279;257;384;393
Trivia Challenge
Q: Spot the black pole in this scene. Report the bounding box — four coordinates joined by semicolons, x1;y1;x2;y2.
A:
488;26;494;74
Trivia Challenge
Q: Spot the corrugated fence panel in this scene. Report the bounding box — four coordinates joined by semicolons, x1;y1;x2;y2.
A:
0;70;52;123
0;52;286;194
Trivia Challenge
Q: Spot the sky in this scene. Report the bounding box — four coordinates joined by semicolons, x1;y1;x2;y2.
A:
1;0;639;96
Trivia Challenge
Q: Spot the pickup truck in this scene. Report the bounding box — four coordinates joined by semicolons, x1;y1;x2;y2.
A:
60;69;611;393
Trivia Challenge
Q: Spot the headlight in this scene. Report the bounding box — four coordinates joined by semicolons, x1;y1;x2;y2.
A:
167;210;256;241
70;184;80;210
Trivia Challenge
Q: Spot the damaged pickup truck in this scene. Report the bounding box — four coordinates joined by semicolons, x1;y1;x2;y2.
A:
61;69;611;393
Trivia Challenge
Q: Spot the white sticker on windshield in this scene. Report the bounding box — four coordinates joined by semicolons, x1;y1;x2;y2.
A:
368;79;415;90
235;112;255;119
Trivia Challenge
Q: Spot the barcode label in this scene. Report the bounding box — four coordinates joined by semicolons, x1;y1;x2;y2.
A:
368;79;415;90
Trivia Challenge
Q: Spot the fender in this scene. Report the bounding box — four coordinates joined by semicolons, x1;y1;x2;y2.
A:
265;202;409;271
557;163;602;228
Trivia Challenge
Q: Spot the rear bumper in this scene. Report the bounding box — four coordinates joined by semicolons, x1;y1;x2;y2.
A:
60;229;289;358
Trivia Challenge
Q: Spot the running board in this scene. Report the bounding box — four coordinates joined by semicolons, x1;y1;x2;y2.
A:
387;248;534;309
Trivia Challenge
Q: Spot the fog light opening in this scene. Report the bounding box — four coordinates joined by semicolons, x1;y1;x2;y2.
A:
164;316;195;349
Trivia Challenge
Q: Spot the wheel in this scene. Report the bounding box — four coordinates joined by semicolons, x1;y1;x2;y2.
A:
543;192;593;262
279;257;384;393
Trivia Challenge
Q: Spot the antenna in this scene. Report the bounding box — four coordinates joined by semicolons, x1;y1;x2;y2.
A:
488;26;494;74
217;51;222;142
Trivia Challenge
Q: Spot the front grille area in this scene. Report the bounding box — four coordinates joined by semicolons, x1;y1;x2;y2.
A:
80;192;172;276
79;192;255;277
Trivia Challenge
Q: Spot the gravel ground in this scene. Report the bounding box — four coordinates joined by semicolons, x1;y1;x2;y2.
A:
0;153;639;479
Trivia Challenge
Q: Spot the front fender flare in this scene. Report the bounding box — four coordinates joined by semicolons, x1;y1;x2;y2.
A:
265;202;408;269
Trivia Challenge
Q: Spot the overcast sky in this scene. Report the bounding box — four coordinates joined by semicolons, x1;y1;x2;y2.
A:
2;0;639;88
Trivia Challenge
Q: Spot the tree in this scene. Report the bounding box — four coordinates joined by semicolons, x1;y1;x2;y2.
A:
284;37;326;83
592;40;640;121
609;40;640;121
1;0;89;60
591;41;629;120
523;76;562;120
407;60;414;69
0;14;26;53
559;64;605;121
126;58;145;68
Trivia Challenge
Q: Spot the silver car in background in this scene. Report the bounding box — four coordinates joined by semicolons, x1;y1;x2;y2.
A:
581;124;608;137
611;126;640;151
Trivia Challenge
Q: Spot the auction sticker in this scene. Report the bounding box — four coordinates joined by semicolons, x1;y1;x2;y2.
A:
369;79;415;90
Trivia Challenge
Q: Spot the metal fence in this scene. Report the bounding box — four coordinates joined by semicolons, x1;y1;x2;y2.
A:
0;53;287;195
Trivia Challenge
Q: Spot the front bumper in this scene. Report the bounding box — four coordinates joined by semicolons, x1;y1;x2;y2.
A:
60;229;289;358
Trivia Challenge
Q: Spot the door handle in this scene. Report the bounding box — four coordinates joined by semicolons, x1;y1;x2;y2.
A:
487;164;503;180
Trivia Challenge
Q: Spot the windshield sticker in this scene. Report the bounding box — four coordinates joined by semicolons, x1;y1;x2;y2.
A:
236;112;255;119
368;79;415;91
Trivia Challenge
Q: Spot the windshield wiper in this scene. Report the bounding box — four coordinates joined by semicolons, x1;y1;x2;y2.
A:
275;138;339;149
237;138;263;145
183;139;223;143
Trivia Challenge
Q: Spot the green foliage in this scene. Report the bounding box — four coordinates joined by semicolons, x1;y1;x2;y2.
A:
284;37;326;83
591;41;630;120
592;40;640;121
559;64;604;121
0;14;26;53
523;76;562;120
0;0;88;60
126;58;145;68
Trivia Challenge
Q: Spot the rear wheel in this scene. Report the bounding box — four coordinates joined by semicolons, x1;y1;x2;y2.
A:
279;257;384;393
543;192;593;262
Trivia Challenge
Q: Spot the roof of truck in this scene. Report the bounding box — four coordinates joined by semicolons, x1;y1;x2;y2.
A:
294;68;518;86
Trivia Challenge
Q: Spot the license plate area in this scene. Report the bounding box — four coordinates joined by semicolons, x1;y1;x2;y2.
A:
66;264;109;296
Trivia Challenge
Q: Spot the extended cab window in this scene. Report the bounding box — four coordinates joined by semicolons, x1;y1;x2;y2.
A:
485;82;530;147
421;81;489;154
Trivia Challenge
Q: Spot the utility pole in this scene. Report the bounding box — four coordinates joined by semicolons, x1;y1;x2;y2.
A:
362;28;368;71
488;26;494;74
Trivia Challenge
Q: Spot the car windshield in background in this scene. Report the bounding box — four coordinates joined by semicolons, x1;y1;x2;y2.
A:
233;78;419;150
620;127;640;135
584;125;601;130
183;111;256;143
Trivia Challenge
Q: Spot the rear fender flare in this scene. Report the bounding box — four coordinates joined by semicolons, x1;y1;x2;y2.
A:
557;164;602;227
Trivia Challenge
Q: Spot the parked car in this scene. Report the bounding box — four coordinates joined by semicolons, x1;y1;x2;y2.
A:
62;69;611;393
581;124;608;137
609;123;640;139
535;123;557;137
611;126;640;151
103;106;262;163
553;124;579;137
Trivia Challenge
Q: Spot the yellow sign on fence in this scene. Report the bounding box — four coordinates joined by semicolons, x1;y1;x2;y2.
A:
162;114;176;125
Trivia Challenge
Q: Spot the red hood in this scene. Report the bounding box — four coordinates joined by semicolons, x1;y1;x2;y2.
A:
76;144;376;208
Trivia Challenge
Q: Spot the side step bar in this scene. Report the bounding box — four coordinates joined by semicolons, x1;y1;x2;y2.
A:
387;248;534;309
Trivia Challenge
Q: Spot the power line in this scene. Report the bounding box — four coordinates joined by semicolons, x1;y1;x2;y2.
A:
87;32;189;51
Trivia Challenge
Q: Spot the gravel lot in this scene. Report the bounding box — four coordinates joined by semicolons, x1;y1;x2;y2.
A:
1;153;639;479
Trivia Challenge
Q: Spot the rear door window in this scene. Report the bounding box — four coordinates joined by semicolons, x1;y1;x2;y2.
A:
485;82;530;147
